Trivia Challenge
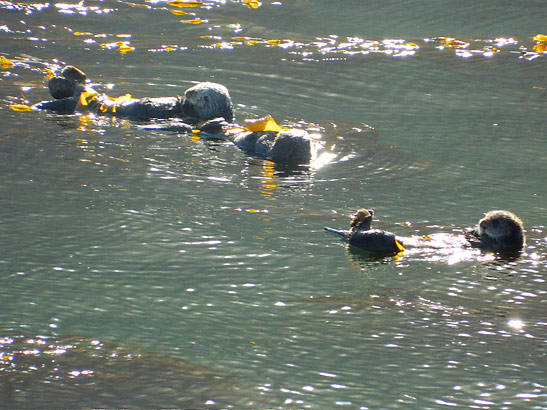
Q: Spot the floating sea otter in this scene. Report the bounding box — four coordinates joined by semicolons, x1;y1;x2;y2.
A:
224;115;317;165
466;210;526;253
326;209;525;256
34;65;234;124
33;65;317;165
232;129;313;165
325;209;406;255
47;65;87;99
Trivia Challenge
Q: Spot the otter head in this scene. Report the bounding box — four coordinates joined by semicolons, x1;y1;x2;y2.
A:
350;209;374;231
475;210;525;252
268;129;312;164
48;76;76;99
48;65;88;99
60;65;87;85
181;82;234;123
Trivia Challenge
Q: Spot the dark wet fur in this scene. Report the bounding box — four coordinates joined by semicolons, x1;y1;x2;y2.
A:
113;97;182;120
325;209;403;254
233;129;312;165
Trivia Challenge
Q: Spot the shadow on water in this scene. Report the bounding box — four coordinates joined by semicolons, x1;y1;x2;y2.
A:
0;329;263;409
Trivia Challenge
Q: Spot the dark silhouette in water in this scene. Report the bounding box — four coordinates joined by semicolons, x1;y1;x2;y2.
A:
325;209;405;254
233;128;313;165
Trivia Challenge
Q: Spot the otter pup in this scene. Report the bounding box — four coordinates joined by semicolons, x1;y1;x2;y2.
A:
34;65;234;124
49;65;87;99
233;128;313;164
325;209;405;254
467;210;525;253
33;65;89;114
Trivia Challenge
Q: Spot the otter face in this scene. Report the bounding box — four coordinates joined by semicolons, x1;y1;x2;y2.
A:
181;82;234;123
350;209;374;231
475;210;525;251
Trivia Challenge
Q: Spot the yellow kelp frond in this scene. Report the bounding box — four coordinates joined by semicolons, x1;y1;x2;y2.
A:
171;10;187;15
79;91;98;106
43;68;55;78
444;39;468;48
533;34;547;42
118;43;134;54
244;115;286;133
9;104;33;112
106;93;136;104
168;0;202;7
0;56;14;69
533;43;546;52
245;0;261;8
180;18;207;24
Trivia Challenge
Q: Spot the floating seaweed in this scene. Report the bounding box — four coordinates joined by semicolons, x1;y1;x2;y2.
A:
0;56;14;69
167;0;203;7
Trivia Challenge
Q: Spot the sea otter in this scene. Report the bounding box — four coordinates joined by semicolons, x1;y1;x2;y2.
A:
325;209;406;254
466;210;525;253
233;129;313;165
34;66;315;165
33;65;88;114
34;65;234;124
48;65;87;99
326;208;526;256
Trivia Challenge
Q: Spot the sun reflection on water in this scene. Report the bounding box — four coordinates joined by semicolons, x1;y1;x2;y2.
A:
507;318;524;330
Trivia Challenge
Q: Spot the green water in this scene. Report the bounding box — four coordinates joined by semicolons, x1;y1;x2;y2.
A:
1;0;545;408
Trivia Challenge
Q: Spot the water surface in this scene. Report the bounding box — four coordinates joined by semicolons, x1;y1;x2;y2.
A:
1;1;546;408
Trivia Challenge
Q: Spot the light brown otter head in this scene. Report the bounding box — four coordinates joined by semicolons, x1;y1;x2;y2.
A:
474;210;525;252
350;209;374;231
181;82;234;123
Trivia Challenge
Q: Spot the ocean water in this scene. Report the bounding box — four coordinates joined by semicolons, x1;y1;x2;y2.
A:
0;1;545;408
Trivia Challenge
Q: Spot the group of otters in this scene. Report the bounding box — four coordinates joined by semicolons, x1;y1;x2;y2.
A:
33;65;526;256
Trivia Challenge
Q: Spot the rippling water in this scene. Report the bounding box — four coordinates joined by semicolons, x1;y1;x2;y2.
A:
1;1;546;408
